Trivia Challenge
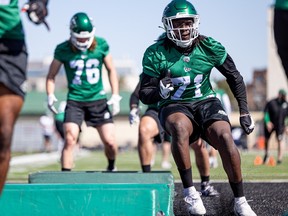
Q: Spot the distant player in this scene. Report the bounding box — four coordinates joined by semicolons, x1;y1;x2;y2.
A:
263;89;288;164
39;114;54;152
46;12;121;172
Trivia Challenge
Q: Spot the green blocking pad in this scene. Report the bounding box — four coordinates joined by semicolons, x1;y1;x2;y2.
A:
28;171;173;184
0;171;174;216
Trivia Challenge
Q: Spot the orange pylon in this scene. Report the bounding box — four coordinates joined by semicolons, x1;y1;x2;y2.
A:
267;156;276;167
254;156;263;166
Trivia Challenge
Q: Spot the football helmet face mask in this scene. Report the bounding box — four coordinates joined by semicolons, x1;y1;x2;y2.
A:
162;0;200;48
70;12;96;51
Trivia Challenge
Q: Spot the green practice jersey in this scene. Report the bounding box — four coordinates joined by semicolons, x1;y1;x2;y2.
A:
142;37;227;108
275;0;288;9
0;0;24;39
54;37;109;102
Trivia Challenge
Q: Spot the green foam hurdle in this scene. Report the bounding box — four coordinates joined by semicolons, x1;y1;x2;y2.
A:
0;171;174;216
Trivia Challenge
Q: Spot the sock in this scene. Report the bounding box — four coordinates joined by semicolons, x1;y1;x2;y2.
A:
178;167;193;189
107;159;115;170
142;165;151;172
229;180;244;198
201;175;210;184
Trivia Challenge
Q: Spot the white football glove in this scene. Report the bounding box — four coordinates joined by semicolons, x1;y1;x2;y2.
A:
159;79;174;99
159;70;174;99
47;94;58;114
129;107;140;125
107;94;122;116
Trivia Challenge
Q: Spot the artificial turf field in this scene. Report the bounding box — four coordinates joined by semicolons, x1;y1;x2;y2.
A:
173;182;288;215
5;149;288;215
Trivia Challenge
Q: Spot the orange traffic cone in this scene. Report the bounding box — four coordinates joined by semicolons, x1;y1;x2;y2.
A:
267;156;276;167
254;156;263;166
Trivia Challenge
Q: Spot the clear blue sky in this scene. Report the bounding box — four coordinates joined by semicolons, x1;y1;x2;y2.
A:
20;0;274;82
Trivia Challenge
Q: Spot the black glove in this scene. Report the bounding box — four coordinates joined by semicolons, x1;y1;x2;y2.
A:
239;114;255;134
159;70;174;99
23;0;50;30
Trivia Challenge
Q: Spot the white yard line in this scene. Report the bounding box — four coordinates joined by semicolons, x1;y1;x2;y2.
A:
10;149;91;167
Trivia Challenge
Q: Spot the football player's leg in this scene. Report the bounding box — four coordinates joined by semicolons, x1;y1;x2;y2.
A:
277;140;284;164
191;138;210;177
166;112;206;215
61;122;79;170
209;147;219;168
207;121;257;215
207;120;242;182
138;116;159;172
277;132;285;164
263;126;272;164
43;135;52;153
0;84;23;194
206;120;245;198
191;138;219;197
97;123;118;171
161;140;172;169
165;112;193;175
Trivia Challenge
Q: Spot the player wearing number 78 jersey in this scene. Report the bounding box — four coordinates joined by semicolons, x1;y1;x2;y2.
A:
46;12;120;172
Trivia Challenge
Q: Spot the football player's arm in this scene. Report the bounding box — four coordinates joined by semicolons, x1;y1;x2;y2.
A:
46;59;61;95
263;102;273;131
104;54;119;96
129;82;141;125
130;82;140;110
216;54;248;115
216;54;254;134
263;103;271;124
104;54;122;115
46;59;61;114
139;73;162;105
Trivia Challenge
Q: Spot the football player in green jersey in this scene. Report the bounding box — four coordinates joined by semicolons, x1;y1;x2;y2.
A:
129;82;172;171
0;0;48;195
139;1;256;215
46;12;121;172
130;81;219;197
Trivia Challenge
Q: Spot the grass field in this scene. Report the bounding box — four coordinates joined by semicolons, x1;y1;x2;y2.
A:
7;148;288;183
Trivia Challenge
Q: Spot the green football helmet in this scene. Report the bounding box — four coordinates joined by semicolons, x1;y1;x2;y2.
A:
162;0;200;48
70;12;96;51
